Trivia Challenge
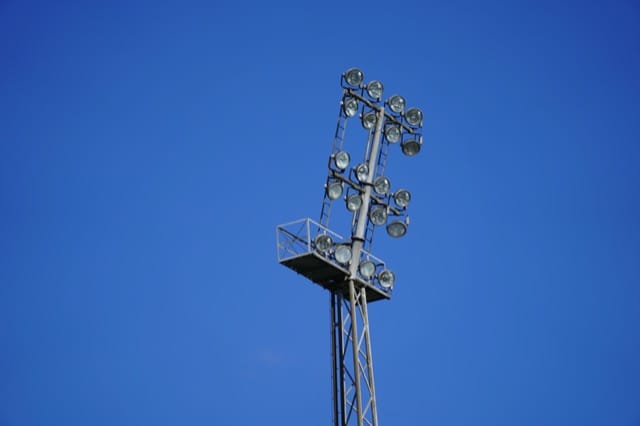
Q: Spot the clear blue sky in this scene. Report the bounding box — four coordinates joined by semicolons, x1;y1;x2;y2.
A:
1;1;639;425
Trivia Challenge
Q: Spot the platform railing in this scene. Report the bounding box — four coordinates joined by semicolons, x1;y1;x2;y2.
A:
276;218;391;298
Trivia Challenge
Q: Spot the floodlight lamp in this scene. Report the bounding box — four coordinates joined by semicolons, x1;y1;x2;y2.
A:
346;194;363;212
343;96;359;117
384;125;401;143
334;244;352;265
358;260;376;280
327;182;343;200
386;220;407;238
401;138;422;156
362;111;377;130
355;163;369;183
405;107;423;127
314;234;333;253
370;205;388;226
334;151;350;171
373;176;391;195
366;80;384;100
387;95;405;114
393;189;411;208
344;67;364;87
378;269;396;289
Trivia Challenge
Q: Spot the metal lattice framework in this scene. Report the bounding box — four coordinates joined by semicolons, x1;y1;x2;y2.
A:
276;67;423;426
331;286;378;425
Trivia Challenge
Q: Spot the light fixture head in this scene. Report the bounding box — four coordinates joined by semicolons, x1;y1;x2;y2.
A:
358;260;376;280
344;67;364;87
386;220;408;238
334;151;350;171
378;269;396;289
342;96;358;118
366;80;384;100
405;107;423;127
387;95;405;114
401;138;422;156
362;111;377;130
334;244;352;265
393;189;411;208
373;176;391;195
384;125;401;143
355;163;369;183
346;194;363;212
314;234;333;253
326;182;343;200
369;205;388;226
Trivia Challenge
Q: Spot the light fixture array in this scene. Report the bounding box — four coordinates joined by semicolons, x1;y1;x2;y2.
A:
318;67;425;291
313;234;395;290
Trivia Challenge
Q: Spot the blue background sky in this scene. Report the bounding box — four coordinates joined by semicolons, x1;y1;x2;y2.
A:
2;1;640;425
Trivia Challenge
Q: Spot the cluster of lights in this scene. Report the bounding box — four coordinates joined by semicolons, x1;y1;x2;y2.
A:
342;67;424;157
314;234;352;265
325;147;413;239
314;234;396;289
319;67;425;293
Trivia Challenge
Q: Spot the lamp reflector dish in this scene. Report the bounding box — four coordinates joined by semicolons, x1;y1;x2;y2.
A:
393;189;411;208
378;269;396;289
373;176;391;195
362;111;377;130
359;260;376;280
385;125;401;143
405;107;423;126
355;163;369;183
387;95;405;114
401;139;421;156
370;206;388;226
343;97;358;117
344;68;364;87
346;194;363;212
334;245;352;265
327;182;343;200
314;234;332;253
386;221;407;238
366;80;384;100
334;151;350;171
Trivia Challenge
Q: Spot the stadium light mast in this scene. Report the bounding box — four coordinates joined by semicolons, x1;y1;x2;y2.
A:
276;67;424;426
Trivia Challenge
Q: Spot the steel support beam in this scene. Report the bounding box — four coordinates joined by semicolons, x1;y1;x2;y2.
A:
332;105;385;426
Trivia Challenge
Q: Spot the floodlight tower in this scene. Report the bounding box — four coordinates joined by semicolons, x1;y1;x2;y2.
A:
276;67;424;426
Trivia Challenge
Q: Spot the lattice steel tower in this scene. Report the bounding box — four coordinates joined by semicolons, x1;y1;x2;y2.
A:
276;67;424;426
